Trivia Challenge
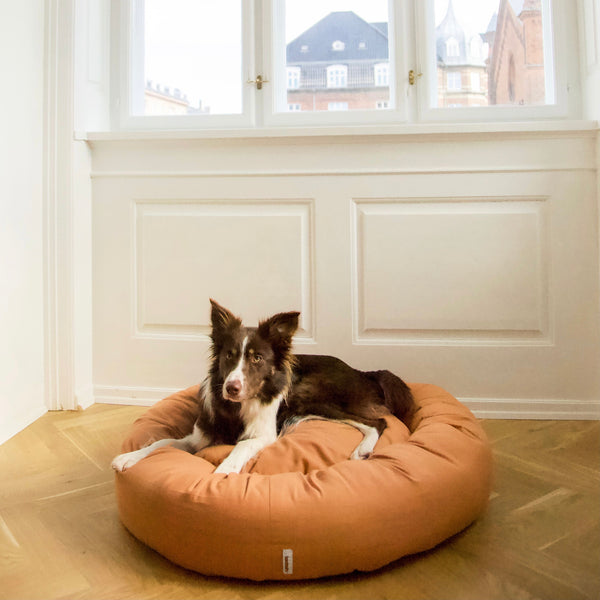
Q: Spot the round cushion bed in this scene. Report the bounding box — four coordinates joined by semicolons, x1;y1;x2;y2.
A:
114;383;493;581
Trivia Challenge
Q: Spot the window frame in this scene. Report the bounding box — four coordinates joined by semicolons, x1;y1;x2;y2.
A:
116;0;257;130
263;0;408;128
416;0;568;123
111;0;575;132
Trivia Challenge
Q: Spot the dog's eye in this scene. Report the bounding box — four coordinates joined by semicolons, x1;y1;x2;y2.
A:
226;350;235;360
251;354;263;364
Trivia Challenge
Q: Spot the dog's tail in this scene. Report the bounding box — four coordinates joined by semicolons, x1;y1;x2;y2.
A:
366;370;415;423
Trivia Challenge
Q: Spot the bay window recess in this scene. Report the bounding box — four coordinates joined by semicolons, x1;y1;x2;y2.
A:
110;0;575;131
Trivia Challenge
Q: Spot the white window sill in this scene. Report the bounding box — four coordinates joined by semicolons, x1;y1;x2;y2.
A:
80;120;599;143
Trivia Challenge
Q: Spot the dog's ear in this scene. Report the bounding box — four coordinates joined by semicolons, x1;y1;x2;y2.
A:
258;311;300;349
209;299;242;334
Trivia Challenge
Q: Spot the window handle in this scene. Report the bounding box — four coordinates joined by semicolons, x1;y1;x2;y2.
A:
247;75;269;90
408;70;422;85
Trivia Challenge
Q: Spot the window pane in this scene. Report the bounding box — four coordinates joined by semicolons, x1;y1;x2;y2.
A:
280;1;391;113
433;0;554;108
134;0;242;116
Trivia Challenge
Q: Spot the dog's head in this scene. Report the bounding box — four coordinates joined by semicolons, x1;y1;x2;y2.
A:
209;299;299;404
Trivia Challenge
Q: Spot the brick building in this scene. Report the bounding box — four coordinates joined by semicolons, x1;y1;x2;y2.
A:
285;11;390;112
486;0;546;105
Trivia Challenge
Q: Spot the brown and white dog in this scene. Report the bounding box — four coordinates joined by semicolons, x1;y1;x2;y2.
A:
112;300;414;475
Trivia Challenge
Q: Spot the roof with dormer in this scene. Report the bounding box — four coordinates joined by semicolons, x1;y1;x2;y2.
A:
435;0;487;67
286;11;389;63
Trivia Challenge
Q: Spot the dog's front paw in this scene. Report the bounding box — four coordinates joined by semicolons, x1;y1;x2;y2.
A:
214;457;243;475
350;447;372;460
111;450;142;472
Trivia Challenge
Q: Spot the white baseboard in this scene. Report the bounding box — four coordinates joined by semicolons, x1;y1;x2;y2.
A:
94;385;600;420
0;405;48;447
94;385;182;406
463;398;600;420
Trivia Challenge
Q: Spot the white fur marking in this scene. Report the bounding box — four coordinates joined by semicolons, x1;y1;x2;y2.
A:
223;336;248;398
111;425;210;472
200;377;214;419
214;394;284;475
280;416;380;460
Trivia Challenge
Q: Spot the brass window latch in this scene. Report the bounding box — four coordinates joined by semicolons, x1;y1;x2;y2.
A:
408;70;422;85
247;75;269;90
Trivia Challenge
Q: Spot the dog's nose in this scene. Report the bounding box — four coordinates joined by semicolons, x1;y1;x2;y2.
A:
225;380;241;398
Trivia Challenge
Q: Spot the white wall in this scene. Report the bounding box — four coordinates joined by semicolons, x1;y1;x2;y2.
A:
0;0;47;444
90;128;600;419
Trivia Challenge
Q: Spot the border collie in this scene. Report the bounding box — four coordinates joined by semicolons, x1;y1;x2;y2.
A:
112;300;414;475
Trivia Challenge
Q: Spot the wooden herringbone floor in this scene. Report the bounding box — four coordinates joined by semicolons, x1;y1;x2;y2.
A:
0;404;598;600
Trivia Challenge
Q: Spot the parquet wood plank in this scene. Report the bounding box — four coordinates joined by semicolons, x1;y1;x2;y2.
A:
0;408;598;600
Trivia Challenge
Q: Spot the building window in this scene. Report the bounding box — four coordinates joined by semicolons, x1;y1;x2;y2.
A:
374;63;389;87
446;37;459;57
328;102;348;111
447;72;461;91
288;103;301;111
327;65;348;88
376;100;389;109
470;36;482;58
470;72;481;91
332;40;346;51
287;67;301;89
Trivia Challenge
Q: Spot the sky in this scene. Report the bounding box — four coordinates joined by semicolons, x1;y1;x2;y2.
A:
142;0;504;115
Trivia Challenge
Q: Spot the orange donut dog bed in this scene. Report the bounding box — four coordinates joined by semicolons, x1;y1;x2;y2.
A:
114;383;492;580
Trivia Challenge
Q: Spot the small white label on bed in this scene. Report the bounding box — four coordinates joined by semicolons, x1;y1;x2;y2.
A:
282;549;293;575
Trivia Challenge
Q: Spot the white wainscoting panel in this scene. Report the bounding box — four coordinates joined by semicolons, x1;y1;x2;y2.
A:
91;134;600;418
353;198;550;344
135;200;314;339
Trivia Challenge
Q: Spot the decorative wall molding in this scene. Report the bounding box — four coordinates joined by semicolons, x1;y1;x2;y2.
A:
43;0;76;410
88;131;598;179
44;0;94;411
351;196;551;346
89;166;598;179
133;199;316;341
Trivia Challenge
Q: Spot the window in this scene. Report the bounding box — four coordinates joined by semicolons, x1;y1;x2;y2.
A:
447;72;461;91
469;36;482;59
446;37;459;57
129;0;243;118
114;0;568;131
326;65;348;88
374;63;389;87
431;0;558;113
286;66;300;89
328;102;348;111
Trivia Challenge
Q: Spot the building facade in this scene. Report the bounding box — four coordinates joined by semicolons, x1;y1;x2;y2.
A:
286;11;390;112
435;0;489;107
487;0;545;105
